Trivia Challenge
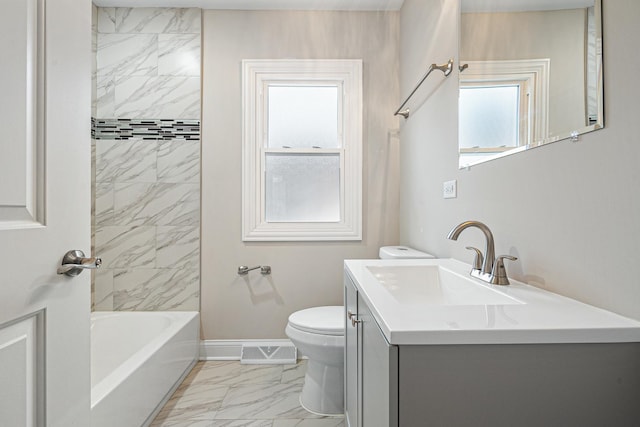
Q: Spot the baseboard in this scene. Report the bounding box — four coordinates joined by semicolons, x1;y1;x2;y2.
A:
199;339;297;360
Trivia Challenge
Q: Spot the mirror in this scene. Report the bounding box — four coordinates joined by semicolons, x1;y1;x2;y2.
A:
458;0;603;168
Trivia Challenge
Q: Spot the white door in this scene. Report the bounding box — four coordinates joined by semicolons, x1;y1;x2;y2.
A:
0;0;92;425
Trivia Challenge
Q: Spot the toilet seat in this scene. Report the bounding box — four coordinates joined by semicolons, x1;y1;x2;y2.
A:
288;306;344;336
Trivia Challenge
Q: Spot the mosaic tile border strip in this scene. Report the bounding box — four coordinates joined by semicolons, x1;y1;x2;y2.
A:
92;117;200;140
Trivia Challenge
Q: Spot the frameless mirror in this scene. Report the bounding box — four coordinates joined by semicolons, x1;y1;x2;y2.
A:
459;0;603;168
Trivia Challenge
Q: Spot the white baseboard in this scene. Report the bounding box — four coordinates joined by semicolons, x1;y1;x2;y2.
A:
199;339;297;360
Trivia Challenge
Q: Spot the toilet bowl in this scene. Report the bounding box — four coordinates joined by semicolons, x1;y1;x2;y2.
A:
285;306;344;416
286;247;434;416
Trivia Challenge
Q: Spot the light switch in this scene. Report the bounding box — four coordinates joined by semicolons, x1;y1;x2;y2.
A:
443;180;457;199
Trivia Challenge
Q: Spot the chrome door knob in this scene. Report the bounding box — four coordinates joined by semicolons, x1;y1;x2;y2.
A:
57;250;102;276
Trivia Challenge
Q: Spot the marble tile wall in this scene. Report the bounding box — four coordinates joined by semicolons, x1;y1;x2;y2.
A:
92;4;98;307
96;7;201;119
92;7;201;312
92;5;98;118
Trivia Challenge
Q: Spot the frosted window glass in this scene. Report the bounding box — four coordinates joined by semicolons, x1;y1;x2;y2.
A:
459;85;519;149
268;86;339;148
265;154;340;222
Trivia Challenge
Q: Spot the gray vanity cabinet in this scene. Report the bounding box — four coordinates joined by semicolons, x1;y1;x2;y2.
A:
344;274;359;427
344;271;640;426
359;292;398;427
345;274;398;427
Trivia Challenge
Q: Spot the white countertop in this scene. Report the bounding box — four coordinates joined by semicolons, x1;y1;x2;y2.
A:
344;258;640;345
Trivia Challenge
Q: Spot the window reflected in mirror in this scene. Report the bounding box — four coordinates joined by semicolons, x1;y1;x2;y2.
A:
459;0;603;168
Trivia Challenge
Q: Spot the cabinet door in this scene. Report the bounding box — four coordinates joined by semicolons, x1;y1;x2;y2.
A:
360;295;398;427
344;275;359;427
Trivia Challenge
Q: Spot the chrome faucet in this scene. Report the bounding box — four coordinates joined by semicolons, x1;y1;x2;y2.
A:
447;221;517;285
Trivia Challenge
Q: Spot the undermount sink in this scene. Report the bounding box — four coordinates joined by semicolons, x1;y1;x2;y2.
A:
366;265;523;306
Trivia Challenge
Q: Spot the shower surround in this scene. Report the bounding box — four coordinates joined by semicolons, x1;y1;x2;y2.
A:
92;7;201;311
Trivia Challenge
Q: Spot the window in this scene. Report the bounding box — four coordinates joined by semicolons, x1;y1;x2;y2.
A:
242;60;362;241
459;59;549;167
459;81;528;151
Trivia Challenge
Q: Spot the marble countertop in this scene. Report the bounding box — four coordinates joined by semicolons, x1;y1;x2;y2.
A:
345;258;640;345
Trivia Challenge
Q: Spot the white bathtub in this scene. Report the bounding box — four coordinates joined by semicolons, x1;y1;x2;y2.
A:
91;311;199;427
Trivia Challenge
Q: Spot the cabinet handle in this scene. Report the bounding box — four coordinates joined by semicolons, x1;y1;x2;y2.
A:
351;317;362;327
347;310;354;320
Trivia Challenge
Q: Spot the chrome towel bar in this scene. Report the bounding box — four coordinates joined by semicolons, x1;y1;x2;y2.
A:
238;265;271;275
394;58;454;119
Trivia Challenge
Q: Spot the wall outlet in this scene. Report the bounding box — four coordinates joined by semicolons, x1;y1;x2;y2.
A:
443;180;457;199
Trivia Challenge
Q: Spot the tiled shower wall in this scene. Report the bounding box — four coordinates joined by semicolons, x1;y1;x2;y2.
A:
92;7;201;311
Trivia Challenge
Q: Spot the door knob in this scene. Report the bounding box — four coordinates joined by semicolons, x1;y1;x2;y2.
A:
57;250;102;276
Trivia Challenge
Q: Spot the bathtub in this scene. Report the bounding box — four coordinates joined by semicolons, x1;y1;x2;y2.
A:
91;311;199;427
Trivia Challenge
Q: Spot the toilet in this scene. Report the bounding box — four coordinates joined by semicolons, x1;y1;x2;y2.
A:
285;246;434;416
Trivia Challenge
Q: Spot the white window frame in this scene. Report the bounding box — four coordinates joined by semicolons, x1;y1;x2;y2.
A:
242;59;362;241
460;59;550;150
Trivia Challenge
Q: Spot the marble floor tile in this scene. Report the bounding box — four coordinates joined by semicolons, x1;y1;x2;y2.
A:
215;383;315;420
151;418;217;427
272;420;344;427
280;361;306;384
190;361;284;386
150;375;228;426
209;421;273;427
152;361;345;427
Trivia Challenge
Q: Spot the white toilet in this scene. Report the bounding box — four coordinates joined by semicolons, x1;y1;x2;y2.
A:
285;246;434;416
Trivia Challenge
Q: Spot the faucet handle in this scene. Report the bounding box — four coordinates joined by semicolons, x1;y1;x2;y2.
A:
489;255;518;286
465;246;484;271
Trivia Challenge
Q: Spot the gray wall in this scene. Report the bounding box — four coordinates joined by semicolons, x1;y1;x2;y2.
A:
201;10;400;339
399;0;640;321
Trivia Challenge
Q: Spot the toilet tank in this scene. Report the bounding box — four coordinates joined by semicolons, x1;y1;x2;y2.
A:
379;246;435;259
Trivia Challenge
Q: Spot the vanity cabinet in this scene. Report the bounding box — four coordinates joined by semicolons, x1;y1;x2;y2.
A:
345;275;398;427
344;269;640;427
344;273;358;427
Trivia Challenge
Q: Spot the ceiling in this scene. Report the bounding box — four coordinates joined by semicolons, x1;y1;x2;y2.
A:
92;0;405;10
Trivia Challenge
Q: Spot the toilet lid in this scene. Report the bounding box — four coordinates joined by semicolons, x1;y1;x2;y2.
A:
288;306;344;336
